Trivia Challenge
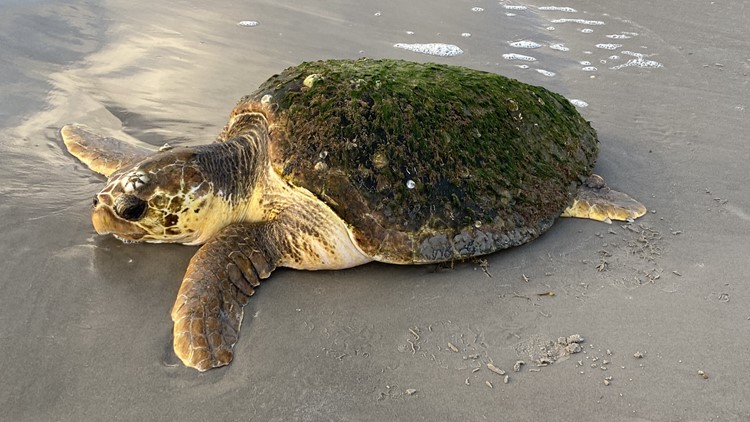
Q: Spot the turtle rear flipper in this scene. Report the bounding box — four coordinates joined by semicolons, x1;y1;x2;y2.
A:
170;223;279;372
561;174;647;223
61;124;153;177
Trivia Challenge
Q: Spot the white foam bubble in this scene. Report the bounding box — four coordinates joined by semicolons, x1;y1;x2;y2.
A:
472;6;484;12
549;43;569;51
374;11;382;16
461;33;472;37
538;6;578;12
546;26;556;31
506;13;517;16
238;20;259;27
502;53;537;61
569;99;588;107
579;61;591;65
596;43;622;50
609;55;620;60
535;69;556;77
581;66;598;71
406;30;415;35
509;40;542;49
516;64;530;69
393;43;464;57
551;19;605;25
606;34;632;39
504;5;528;10
580;28;594;34
610;57;663;70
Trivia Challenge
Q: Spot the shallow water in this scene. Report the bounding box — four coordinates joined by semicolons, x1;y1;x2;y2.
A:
2;0;750;420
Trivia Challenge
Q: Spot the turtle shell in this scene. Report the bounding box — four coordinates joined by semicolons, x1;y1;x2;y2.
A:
236;59;598;264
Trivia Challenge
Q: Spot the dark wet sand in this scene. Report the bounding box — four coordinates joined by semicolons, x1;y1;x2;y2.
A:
2;0;749;420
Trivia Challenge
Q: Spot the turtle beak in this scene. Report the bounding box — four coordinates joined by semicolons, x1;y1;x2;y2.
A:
91;204;146;241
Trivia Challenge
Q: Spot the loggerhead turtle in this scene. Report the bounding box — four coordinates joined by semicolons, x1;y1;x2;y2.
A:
61;59;645;371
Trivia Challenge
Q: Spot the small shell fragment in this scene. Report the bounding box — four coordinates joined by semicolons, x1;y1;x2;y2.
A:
303;73;322;87
503;375;510;384
513;361;525;372
405;388;417;395
487;363;506;376
633;351;645;359
485;380;493;388
447;342;459;353
567;334;585;343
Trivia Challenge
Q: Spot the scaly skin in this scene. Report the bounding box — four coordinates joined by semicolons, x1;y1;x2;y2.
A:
170;176;371;371
61;124;151;176
171;223;277;371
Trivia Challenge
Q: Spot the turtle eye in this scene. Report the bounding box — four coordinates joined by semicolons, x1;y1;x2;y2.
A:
114;194;148;221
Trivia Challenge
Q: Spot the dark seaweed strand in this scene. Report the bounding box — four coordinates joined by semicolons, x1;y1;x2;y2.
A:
195;113;269;203
242;59;598;262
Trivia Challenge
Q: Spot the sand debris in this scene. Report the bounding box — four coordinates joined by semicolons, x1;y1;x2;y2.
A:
515;334;585;366
487;363;506;376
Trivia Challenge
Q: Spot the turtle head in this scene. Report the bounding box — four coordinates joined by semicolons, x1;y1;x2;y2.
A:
91;147;235;245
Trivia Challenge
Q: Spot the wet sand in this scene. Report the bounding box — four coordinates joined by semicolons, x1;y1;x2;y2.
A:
1;0;749;420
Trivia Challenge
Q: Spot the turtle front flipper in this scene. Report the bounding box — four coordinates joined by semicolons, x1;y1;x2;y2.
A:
170;222;279;372
61;124;153;176
561;174;647;223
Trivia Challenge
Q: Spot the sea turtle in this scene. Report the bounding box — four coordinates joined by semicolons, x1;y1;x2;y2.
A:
61;58;645;371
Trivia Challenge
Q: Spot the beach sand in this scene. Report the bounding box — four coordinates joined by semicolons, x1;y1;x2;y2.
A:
1;0;749;420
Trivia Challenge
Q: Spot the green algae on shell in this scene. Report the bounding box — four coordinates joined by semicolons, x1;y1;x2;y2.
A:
234;58;598;263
